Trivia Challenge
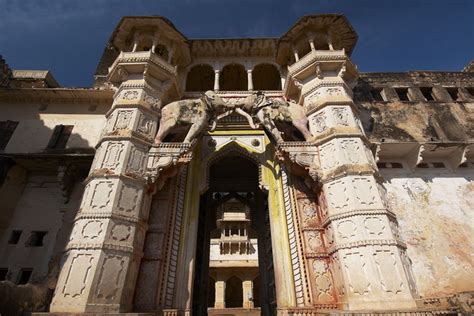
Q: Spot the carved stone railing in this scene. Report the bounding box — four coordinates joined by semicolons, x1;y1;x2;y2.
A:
109;51;177;77
288;49;348;76
183;90;284;99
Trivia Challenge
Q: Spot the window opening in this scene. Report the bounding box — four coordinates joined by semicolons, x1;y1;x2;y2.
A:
8;230;22;244
445;87;459;101
26;231;47;247
252;64;281;90
370;88;385;102
395;88;410;101
220;64;247;91
0;268;7;281
47;125;73;149
420;87;435;101
186;64;214;91
466;87;474;98
0;120;19;150
17;269;32;285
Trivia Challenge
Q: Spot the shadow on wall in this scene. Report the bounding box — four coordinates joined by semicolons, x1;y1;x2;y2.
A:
0;106;97;315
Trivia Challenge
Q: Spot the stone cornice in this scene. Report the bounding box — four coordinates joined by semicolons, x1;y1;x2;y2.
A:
84;172;148;186
190;38;277;58
328;238;407;254
0;87;113;104
359;71;474;86
74;211;148;229
321;208;397;227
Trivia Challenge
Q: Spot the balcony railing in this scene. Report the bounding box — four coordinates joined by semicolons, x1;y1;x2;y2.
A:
288;49;346;75
109;51;177;76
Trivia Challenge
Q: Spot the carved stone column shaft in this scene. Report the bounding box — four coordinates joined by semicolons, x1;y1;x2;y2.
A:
50;52;176;313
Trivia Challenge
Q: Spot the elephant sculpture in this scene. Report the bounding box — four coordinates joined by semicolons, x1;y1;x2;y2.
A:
154;91;234;144
241;91;312;143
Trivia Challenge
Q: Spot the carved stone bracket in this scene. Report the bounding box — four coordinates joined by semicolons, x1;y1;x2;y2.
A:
146;141;195;190
276;141;322;191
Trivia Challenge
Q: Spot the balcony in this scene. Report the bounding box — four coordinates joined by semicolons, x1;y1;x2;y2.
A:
288;49;348;76
107;51;177;84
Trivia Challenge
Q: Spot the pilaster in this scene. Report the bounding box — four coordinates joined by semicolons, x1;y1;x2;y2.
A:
50;51;178;313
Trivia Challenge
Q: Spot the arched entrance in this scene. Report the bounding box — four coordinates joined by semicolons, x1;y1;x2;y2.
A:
192;154;276;316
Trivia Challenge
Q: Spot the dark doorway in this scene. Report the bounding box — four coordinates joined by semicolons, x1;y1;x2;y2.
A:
226;276;243;307
192;154;277;316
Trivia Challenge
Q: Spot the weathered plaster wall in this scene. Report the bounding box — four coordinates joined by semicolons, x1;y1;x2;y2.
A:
0;173;83;285
0;102;109;153
380;166;474;297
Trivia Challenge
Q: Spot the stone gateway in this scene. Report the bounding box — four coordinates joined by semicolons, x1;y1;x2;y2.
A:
0;14;473;316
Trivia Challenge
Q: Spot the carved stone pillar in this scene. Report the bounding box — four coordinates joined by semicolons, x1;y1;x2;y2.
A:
215;279;226;308
214;69;220;91
289;53;417;310
50;51;179;313
243;279;254;308
247;69;253;91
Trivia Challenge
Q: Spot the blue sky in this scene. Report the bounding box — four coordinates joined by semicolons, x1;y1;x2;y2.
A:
0;0;473;87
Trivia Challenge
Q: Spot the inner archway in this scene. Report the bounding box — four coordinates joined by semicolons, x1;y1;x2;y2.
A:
220;64;247;91
225;276;243;308
192;153;276;316
186;64;214;91
253;64;282;90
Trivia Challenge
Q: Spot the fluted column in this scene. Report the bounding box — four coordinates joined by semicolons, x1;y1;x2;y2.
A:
50;51;178;313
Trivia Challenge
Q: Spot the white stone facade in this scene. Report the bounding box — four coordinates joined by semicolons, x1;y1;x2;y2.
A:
0;13;473;316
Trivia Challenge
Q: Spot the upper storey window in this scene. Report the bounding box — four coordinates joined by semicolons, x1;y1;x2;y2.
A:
186;64;214;91
466;87;474;98
220;64;247;91
395;88;410;101
370;88;386;102
0;120;18;150
252;64;281;91
445;87;460;101
47;125;73;149
420;87;435;101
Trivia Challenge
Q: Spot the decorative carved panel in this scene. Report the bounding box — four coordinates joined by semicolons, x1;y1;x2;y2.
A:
311;111;327;134
332;107;351;126
312;260;335;303
337;220;357;240
96;255;126;300
343;251;370;295
111;224;133;242
319;141;339;170
126;144;147;176
82;220;104;240
116;182;142;214
90;181;114;210
364;217;385;236
373;249;404;294
115;110;134;130
62;253;94;298
340;139;362;164
352;177;376;206
101;142;125;171
327;180;349;210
